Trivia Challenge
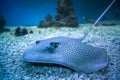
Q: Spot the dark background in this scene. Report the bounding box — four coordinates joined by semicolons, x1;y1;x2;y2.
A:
0;0;119;26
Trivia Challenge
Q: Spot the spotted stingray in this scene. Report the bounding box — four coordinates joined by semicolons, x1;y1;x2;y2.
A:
22;0;115;73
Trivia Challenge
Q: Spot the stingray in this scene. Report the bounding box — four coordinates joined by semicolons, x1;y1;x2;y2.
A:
22;0;116;73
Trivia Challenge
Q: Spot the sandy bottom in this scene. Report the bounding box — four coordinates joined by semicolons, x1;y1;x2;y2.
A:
0;24;120;80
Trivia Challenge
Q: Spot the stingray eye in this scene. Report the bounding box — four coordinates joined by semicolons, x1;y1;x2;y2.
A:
49;42;59;48
47;42;59;53
36;40;40;44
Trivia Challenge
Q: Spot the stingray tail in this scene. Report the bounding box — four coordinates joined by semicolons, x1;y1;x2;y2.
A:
81;0;116;41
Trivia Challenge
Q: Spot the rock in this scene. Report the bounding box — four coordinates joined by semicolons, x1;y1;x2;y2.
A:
29;30;33;34
0;16;10;33
0;16;6;30
15;27;28;36
15;27;21;36
22;28;28;35
1;28;10;33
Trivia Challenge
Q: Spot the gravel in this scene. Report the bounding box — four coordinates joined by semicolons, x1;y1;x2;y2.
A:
0;24;120;80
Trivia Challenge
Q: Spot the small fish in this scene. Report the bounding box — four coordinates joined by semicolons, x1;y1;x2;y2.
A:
22;0;115;73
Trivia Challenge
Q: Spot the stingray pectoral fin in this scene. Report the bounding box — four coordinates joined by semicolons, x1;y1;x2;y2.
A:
79;47;108;73
30;57;80;73
22;49;78;72
23;53;75;71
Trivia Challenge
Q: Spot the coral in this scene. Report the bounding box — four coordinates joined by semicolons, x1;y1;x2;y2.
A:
45;14;54;26
38;0;78;27
54;0;78;27
38;14;54;28
45;14;52;22
38;20;46;27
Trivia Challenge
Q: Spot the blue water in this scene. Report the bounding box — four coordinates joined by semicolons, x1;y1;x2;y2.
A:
0;0;119;26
